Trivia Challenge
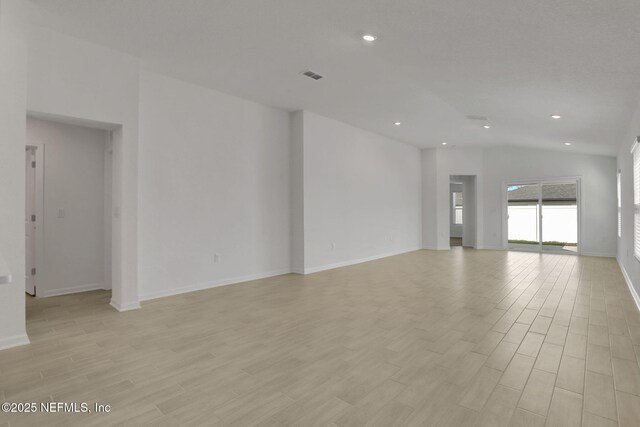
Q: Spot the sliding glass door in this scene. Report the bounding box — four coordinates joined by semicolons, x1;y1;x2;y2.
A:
507;184;540;250
541;182;578;252
507;180;579;254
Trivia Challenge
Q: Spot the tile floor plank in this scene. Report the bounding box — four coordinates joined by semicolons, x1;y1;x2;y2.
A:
0;250;635;426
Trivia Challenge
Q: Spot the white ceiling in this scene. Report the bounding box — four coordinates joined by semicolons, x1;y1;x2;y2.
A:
28;0;640;156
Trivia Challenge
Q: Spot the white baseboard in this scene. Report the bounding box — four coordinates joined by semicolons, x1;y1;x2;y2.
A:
303;248;421;275
581;251;616;258
109;299;142;312
0;333;30;351
139;268;291;301
38;282;107;298
617;257;640;313
422;245;450;251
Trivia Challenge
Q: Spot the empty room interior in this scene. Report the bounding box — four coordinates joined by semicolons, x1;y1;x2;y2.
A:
2;1;640;426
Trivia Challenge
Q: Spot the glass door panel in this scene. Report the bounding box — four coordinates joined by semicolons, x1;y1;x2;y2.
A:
507;184;540;251
541;182;578;253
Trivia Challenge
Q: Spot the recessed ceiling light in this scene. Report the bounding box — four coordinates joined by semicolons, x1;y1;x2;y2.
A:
363;34;377;42
394;122;401;126
551;114;562;119
441;142;448;145
483;125;491;129
564;142;572;146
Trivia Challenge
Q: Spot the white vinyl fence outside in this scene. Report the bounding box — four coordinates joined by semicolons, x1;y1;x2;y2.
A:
508;205;577;243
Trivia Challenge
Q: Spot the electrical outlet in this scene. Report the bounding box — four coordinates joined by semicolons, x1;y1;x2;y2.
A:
214;254;220;263
331;242;336;250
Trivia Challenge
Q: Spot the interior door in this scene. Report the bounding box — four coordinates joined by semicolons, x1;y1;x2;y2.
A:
25;147;36;296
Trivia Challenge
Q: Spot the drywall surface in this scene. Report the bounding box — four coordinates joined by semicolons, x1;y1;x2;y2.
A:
302;111;422;272
0;0;29;350
290;111;305;274
461;176;477;248
137;70;291;299
421;149;439;249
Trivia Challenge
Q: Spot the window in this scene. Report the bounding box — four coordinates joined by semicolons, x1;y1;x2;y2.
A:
618;169;622;238
453;192;463;225
633;139;640;259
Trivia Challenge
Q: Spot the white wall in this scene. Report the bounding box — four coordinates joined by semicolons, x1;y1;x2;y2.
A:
617;98;640;303
137;70;291;300
0;0;29;350
421;149;439;249
460;175;477;248
301;111;422;273
26;117;108;297
422;146;617;256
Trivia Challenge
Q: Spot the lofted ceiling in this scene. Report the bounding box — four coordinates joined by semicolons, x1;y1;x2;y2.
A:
28;0;640;155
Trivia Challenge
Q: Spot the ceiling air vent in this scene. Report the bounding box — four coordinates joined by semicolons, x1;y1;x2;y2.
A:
466;115;488;121
302;70;324;80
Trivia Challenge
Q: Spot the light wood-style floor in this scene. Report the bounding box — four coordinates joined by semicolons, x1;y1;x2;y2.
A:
1;249;640;426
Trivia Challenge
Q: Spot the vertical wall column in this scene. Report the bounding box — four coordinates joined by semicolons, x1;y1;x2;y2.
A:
421;149;440;249
0;0;30;349
290;111;305;274
422;148;451;250
109;126;141;311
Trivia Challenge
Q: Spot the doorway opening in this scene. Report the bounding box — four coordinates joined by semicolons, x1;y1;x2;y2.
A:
449;175;477;248
505;179;580;254
450;181;463;247
24;116;113;299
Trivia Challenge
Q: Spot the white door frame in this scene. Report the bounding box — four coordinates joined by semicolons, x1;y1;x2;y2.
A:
26;111;140;311
501;176;583;255
25;145;44;296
